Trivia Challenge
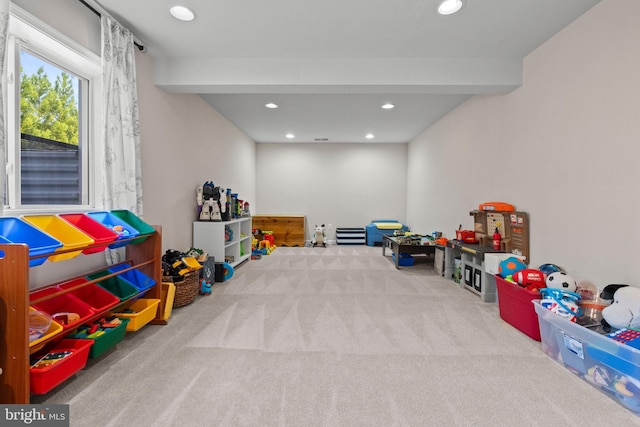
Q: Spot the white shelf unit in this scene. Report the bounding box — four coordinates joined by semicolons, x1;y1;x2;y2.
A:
193;218;252;268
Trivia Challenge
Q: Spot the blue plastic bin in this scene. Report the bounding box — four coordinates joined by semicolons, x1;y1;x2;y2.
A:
392;252;414;266
86;211;139;248
0;217;62;266
107;263;156;292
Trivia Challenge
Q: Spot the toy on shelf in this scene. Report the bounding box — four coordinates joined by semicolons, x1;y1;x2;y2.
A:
198;182;222;221
219;187;229;220
242;201;251;217
225;225;233;242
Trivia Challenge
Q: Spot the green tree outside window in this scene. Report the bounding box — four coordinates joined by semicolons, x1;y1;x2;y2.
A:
20;66;79;145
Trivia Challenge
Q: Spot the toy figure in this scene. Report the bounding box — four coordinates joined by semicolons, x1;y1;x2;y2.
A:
199;182;222;221
311;224;327;247
200;279;212;295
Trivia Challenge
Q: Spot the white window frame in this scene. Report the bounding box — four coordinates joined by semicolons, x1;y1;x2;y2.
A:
5;6;103;214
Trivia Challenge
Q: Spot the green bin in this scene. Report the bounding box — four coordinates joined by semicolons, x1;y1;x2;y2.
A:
110;210;155;244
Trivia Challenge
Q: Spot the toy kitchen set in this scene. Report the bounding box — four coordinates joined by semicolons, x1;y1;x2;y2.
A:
444;202;530;302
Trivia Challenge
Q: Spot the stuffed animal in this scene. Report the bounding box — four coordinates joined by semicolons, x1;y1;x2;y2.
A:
601;285;640;329
311;224;327;247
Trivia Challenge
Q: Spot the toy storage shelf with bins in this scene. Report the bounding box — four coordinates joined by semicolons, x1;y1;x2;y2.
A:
193;217;252;268
0;215;163;404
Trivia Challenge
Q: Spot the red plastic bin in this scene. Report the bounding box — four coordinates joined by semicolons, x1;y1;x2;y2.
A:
30;287;95;331
59;213;118;254
30;339;93;395
495;275;542;341
58;277;120;313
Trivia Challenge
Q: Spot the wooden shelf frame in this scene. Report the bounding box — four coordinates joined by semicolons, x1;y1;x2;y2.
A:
0;226;162;404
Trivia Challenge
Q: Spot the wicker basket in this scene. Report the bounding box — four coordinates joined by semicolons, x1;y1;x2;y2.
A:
163;270;199;308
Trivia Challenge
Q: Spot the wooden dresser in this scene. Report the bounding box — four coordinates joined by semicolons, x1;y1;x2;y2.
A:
252;215;305;247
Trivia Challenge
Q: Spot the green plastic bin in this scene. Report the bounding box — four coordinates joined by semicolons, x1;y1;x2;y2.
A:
110;210;155;244
87;271;138;302
69;318;130;359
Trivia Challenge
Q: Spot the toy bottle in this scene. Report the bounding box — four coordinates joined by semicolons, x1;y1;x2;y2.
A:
493;228;501;250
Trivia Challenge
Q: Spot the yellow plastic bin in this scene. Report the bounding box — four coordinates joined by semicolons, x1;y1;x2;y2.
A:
114;298;160;332
29;307;64;353
22;215;94;261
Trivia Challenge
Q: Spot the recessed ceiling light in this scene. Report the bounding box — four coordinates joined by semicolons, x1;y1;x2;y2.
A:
285;133;295;139
365;133;375;139
437;0;464;15
381;103;395;110
170;5;195;21
265;103;279;109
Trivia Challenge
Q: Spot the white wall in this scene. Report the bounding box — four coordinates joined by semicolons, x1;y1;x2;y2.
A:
256;143;407;241
13;0;100;55
136;53;256;252
407;0;640;286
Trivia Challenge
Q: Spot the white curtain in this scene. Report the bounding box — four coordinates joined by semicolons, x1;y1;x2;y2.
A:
101;15;143;215
0;0;10;215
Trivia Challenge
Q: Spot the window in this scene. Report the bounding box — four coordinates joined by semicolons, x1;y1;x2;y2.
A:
5;9;102;212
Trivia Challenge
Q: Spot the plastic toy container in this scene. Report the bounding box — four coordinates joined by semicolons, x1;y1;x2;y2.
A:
86;271;139;302
392;252;414;266
496;276;541;341
30;339;93;395
110;209;155;244
59;213;118;254
0;217;62;267
30;287;94;331
88;318;130;358
107;263;156;293
22;214;94;262
68;318;131;359
114;298;160;332
29;307;64;352
58;277;120;313
86;211;139;248
533;300;640;414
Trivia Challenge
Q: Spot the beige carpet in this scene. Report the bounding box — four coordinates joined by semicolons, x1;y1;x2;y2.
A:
35;245;640;426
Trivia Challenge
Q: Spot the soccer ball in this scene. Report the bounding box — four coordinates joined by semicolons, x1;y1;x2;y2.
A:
546;271;577;292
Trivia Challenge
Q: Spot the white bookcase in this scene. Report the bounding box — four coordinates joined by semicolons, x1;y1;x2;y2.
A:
193;218;252;268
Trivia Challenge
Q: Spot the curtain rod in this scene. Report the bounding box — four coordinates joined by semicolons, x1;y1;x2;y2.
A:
78;0;145;52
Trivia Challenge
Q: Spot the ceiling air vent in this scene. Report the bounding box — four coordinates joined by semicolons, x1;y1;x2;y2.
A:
314;138;329;142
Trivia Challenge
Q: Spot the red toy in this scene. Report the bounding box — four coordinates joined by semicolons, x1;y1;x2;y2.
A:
512;269;546;291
